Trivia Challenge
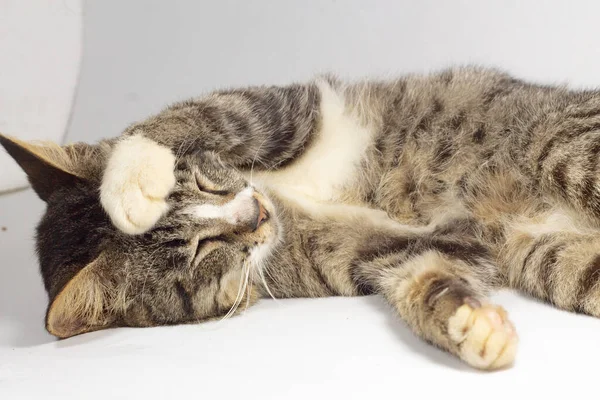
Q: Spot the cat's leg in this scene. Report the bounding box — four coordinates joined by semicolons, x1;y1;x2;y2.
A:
502;217;600;316
101;82;324;234
353;236;518;370
122;83;323;169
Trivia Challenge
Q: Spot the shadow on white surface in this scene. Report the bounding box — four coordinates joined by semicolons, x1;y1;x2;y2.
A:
362;296;473;371
53;328;122;348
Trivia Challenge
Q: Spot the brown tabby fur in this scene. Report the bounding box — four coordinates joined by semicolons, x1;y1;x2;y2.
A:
4;66;600;369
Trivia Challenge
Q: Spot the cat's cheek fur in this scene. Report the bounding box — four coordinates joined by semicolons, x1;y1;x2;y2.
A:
248;224;281;269
100;134;176;235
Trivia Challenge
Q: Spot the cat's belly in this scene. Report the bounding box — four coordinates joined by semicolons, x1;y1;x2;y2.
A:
247;78;373;204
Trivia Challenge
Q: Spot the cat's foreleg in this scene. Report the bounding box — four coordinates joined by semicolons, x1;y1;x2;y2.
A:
119;83;321;169
100;83;322;234
354;237;517;370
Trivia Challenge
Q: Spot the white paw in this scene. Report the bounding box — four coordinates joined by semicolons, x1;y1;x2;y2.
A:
100;135;176;234
448;302;518;370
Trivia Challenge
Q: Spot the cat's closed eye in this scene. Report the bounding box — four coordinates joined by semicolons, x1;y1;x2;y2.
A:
192;234;229;264
195;173;229;196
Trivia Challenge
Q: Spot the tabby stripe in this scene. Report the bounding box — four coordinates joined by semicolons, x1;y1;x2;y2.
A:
537;124;600;177
197;105;225;136
580;174;597;211
390;128;408;167
424;238;490;266
414;97;444;133
151;226;178;234
433;217;481;238
551;160;569;196
580;138;600;209
568;108;600;119
519;235;551;287
311;263;337;296
223;110;250;135
439;69;454;85
356;236;411;263
539;245;563;300
297;234;336;295
144;303;162;325
212;273;223;316
403;172;418;201
448;110;466;130
564;121;600;139
423;277;474;315
472;126;486;144
482;84;515;107
576;254;600;310
174;281;194;316
357;235;489;266
536;137;556;173
162;239;188;248
433;138;454;166
423;277;454;308
349;261;375;295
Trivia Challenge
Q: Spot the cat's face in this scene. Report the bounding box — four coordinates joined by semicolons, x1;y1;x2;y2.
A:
0;135;278;338
114;154;277;329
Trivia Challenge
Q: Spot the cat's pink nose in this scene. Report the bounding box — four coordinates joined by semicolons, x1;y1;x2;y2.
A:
254;197;269;231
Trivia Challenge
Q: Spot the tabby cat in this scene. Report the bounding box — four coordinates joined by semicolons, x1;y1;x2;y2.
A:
6;66;600;370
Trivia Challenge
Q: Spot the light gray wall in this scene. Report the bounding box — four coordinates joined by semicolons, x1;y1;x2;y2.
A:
68;0;600;144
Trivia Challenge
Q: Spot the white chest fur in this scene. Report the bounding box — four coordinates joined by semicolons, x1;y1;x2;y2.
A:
249;80;373;203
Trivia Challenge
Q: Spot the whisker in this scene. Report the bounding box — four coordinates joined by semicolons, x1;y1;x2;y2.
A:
219;261;250;322
244;267;252;312
261;272;278;301
258;260;278;301
139;268;151;309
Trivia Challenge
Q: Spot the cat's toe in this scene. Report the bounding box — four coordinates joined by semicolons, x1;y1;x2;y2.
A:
105;187;170;234
448;302;518;370
137;163;176;200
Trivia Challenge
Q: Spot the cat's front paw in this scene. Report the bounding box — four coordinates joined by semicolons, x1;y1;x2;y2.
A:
100;135;176;234
448;301;518;370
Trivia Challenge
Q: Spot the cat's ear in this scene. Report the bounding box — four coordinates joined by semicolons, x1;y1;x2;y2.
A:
46;256;116;338
0;133;84;201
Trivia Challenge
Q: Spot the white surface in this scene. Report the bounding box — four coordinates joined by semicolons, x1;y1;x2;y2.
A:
0;0;82;191
4;0;600;398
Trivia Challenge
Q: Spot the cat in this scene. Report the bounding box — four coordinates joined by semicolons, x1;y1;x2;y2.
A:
5;66;600;370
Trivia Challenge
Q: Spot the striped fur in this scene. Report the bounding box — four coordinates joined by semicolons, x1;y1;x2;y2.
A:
7;66;600;370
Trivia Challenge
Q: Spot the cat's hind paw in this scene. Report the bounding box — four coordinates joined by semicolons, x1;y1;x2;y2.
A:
448;301;518;370
100;135;176;235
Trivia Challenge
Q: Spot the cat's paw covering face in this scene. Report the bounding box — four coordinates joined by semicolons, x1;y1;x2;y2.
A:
100;135;176;234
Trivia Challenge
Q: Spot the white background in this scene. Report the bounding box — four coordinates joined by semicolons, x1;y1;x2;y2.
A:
2;0;600;398
0;0;82;191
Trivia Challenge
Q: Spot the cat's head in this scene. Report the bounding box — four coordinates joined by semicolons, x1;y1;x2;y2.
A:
0;134;279;338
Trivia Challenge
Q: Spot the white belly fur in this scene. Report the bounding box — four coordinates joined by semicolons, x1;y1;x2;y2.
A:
249;79;373;205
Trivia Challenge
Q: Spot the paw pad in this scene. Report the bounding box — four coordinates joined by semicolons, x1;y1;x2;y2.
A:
448;301;518;370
